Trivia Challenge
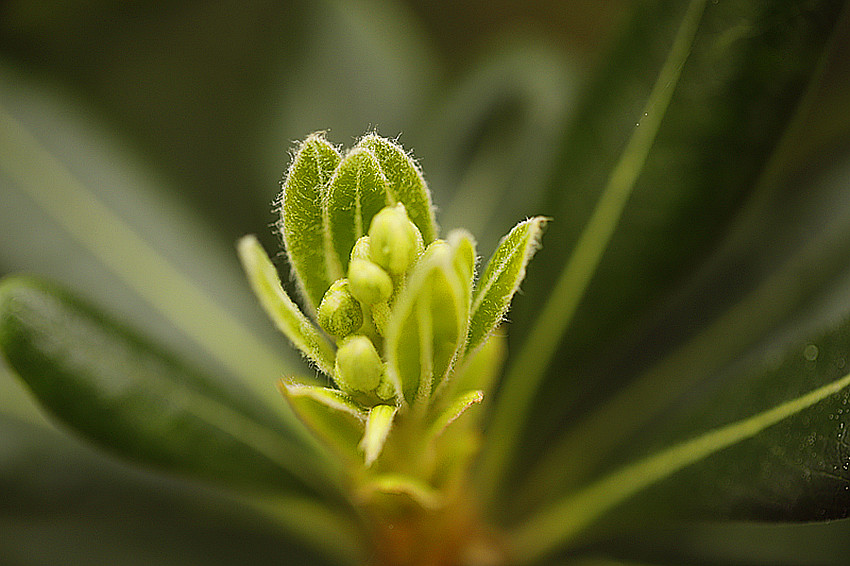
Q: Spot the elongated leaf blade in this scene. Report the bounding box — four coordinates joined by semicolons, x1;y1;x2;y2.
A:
468;217;546;353
357;133;438;243
0;276;333;496
237;235;335;376
0;416;349;566
0;63;301;417
279;132;342;311
513;312;850;562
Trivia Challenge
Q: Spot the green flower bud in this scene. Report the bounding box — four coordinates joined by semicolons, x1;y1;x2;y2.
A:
375;376;396;402
369;203;424;275
350;236;372;261
348;259;393;305
317;279;363;338
335;335;385;394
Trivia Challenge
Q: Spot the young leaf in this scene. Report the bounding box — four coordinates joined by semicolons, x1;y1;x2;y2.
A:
384;240;470;404
357;133;438;243
467;217;546;353
359;404;398;467
0;276;335;496
278;381;366;464
237;235;336;376
324;148;392;275
279;132;342;311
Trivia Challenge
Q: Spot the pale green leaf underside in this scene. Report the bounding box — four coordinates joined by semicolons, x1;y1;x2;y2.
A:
280;133;342;311
325;148;391;275
512;369;850;563
360;404;397;466
237;235;335;376
467;217;547;353
357;133;438;243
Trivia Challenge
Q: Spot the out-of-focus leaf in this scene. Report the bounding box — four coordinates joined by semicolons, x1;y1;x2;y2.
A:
0;276;336;497
0;415;350;566
584;520;850;566
421;43;577;253
522;121;850;510
508;0;847;496
0;61;302;416
591;317;850;526
511;317;850;561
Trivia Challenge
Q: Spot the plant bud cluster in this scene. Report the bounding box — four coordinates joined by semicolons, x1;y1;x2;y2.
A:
317;203;425;405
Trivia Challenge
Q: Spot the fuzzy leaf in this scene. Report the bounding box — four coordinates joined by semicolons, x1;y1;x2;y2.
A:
280;132;342;311
325;148;392;275
359;404;397;467
278;382;366;464
357;133;438;243
237;235;336;376
0;276;332;496
467;217;546;353
385;239;471;404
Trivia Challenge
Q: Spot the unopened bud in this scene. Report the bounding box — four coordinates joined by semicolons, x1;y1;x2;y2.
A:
335;335;384;394
317;279;363;338
369;203;424;274
348;259;393;304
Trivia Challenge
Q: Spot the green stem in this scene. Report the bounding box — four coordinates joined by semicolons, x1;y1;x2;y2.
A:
477;0;708;502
